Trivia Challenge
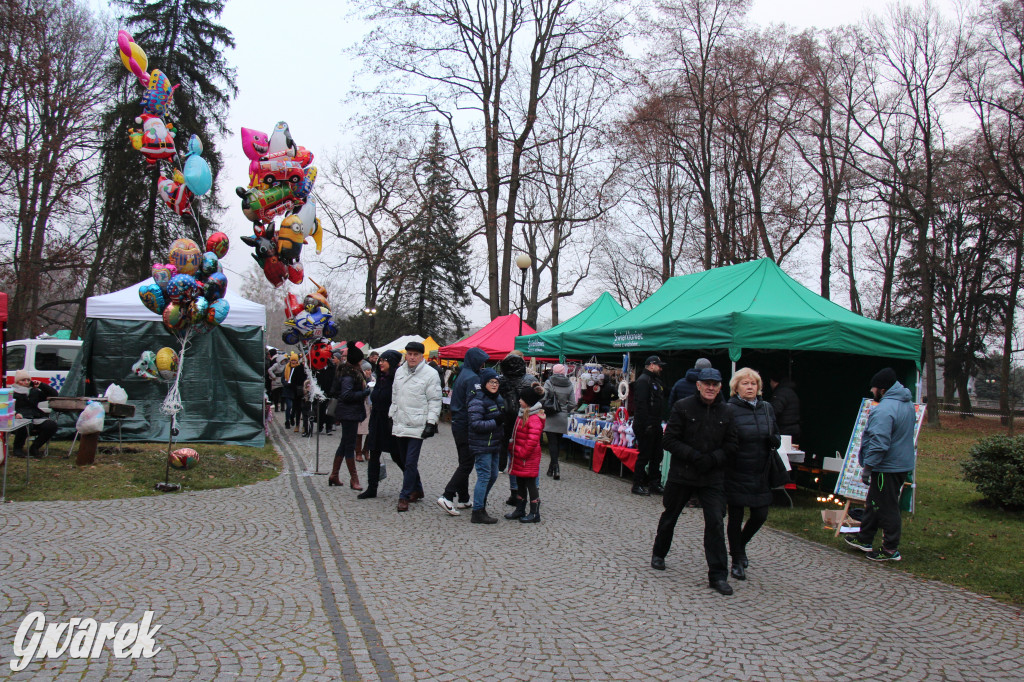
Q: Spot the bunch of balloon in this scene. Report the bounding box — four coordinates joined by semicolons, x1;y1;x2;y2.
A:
236;122;324;286
117;30;213;226
138;233;231;417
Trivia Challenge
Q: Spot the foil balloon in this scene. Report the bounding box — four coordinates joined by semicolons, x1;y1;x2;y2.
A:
166;273;198;303
140;69;178;117
206;299;230;326
157;171;193;216
155;347;179;380
204;272;228;301
138;283;166;315
130;114;176;164
131;350;159;380
206;231;229;259
151;263;177;289
191;296;209;325
308;341;332;370
163;302;189;331
182;134;213;196
200;251;219;277
292;310;315;338
117;30;149;86
169;448;199;470
169;238;202;276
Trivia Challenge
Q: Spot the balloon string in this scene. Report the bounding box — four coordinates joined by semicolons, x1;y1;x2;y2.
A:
161;326;193;417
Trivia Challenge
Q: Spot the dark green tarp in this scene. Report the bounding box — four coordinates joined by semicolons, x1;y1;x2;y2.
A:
61;319;266;446
514;291;627;358
560;259;922;363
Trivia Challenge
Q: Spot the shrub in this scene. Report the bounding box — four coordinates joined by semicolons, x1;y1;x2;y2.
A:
961;435;1024;508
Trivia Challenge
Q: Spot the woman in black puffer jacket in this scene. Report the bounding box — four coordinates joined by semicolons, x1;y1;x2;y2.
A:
724;368;781;582
358;349;402;499
329;342;371;490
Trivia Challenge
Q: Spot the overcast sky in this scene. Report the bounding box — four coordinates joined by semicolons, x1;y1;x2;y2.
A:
176;0;962;328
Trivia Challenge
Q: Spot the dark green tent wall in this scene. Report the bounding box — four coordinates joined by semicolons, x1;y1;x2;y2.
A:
552;260;922;464
61;319;266;447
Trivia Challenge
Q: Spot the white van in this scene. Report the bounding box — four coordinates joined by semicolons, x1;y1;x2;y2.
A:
4;338;83;392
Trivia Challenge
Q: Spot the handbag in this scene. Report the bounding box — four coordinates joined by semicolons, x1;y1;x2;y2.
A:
326;397;338;414
768;449;790;488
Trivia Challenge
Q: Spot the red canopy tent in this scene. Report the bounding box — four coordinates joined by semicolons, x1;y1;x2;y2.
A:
439;314;537;360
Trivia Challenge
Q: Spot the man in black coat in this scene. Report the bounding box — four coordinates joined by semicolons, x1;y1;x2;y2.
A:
769;373;801;442
651;368;739;596
11;370;59;458
668;357;712;406
632;355;667;496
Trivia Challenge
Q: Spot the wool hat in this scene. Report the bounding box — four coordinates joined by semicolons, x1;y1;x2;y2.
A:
347;340;364;365
332;349;345;360
14;369;31;382
694;358;712;370
519;383;545;405
479;368;499;388
360;360;372;372
697;368;723;383
552;363;567;376
405;341;425;354
379;350;403;372
645;355;666;367
870;367;898;392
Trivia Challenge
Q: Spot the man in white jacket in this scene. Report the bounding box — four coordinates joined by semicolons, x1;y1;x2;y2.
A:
390;341;443;512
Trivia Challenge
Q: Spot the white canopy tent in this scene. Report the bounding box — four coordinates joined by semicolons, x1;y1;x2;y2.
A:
370;334;425;355
86;278;265;327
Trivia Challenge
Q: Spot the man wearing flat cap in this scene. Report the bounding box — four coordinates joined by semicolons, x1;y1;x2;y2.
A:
652;367;739;596
632;355;667;496
845;367;916;562
390;341;442;512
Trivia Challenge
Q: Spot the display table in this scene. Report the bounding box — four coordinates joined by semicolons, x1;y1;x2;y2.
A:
1;418;32;502
592;442;638;473
47;397;136;465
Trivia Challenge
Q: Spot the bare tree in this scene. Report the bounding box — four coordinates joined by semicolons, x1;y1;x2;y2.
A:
850;2;972;425
0;0;109;339
358;0;625;318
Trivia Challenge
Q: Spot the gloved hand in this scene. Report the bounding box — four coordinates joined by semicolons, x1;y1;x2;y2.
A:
421;423;437;439
861;466;872;486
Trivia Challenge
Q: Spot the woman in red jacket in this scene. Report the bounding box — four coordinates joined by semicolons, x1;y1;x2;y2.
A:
506;383;546;523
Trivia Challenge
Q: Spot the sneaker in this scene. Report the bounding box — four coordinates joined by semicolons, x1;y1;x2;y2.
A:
455;500;473;510
844;535;873;552
866;549;901;562
436;496;460;516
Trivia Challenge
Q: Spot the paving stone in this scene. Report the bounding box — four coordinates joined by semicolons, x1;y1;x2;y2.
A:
1;415;1021;680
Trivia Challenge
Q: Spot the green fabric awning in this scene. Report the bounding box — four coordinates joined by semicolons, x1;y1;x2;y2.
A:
559;259;922;363
514;292;627;358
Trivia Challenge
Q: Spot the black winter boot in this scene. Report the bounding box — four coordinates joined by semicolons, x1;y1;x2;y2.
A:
504;497;527;520
520;501;541;523
471;509;498;524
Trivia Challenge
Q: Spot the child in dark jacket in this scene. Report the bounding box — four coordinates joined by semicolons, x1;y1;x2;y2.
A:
467;368;506;524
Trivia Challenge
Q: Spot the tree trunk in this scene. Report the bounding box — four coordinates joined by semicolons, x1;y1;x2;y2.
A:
1000;221;1023;428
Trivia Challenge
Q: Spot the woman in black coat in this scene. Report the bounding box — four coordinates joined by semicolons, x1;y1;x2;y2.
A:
724;367;781;581
328;342;371;490
358;349;402;499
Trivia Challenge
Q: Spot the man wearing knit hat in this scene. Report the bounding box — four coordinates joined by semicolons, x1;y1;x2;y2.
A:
845;367;916;562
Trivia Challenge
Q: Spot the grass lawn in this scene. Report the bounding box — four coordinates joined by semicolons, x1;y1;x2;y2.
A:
1;439;281;502
767;415;1024;606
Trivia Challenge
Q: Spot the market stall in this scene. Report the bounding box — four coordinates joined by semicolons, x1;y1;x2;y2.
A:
555;259;923;467
514;292;626;359
439;314;536;360
60;279;266;446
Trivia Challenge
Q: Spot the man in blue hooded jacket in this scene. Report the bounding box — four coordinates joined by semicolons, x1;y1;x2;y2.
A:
845;367;916;562
438;347;489;515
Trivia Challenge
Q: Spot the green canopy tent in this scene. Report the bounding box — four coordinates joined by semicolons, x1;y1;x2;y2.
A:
559;259;922;462
60;279;266;446
514;291;627;359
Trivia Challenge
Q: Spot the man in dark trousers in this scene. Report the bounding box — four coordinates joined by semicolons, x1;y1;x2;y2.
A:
651;368;739;596
438;347;489;515
845;368;916;562
631;355;667;496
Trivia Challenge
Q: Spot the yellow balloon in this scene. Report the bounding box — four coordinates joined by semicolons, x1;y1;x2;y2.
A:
155;347;179;377
119;40;148;74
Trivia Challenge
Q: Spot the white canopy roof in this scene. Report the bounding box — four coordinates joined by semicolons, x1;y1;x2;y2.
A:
370;334;425;355
86;278;266;328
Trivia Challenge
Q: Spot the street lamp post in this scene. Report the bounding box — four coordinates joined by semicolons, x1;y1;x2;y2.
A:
515;253;532;336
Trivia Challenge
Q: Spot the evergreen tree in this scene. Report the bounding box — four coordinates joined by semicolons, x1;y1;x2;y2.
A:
391;125;470;343
92;0;236;287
